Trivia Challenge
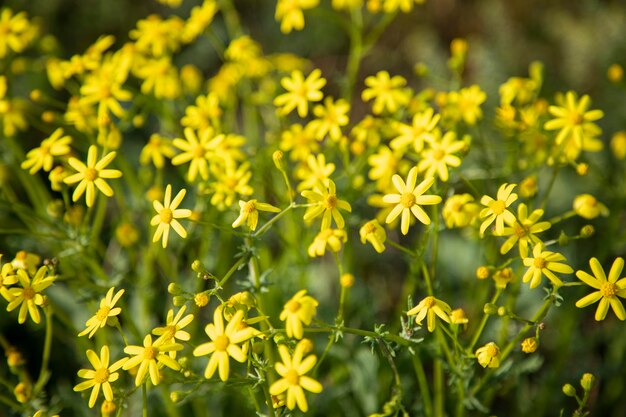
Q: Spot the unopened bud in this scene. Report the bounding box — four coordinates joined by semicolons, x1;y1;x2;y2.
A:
558;231;569;247
173;296;187;307
580;373;595;391
562;383;577;397
580;225;595;238
273;150;285;171
476;266;490;280
483;303;498;315
340;273;355;288
168;283;182;295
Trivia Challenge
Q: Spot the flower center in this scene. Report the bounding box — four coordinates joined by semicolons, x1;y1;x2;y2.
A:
84;168;98;182
144;346;157;360
164;325;177;340
159;208;173;224
601;282;618;298
193;144;206;159
513;223;527;238
533;257;546;269
400;192;416;208
363;222;377;235
94;368;110;384
96;306;111;321
490;200;506;215
286;299;301;313
433;149;446;161
569;112;583;125
214;335;230;351
324;194;338;210
486;344;498;357
22;286;35;300
285;369;300;385
243;201;256;214
423;296;435;308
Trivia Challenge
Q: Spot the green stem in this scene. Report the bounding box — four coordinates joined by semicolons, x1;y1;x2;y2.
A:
434;359;444;417
342;7;364;101
0;393;21;410
411;353;433;417
252;203;294;238
387;239;416;257
218;253;250;287
142;383;148;417
539;166;561;211
33;306;54;396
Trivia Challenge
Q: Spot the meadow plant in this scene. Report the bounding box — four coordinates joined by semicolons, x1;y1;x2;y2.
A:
0;1;625;416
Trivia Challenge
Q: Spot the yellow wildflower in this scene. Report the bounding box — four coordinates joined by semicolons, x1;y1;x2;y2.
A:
122;335;182;386
307;97;350;141
5;266;55;324
442;193;479;228
522;244;573;289
544;91;603;147
64;145;122;208
152;305;194;356
296;153;335;191
274;69;326;117
575;257;626;321
275;0;320;34
181;93;222;131
307;228;347;257
359;219;387;253
0;9;34;57
73;346;126;408
269;339;323;412
301;179;352;230
498;203;551;258
134;57;181;99
11;250;41;273
151;184;192;248
573;194;609;219
390;107;440;152
521;337;538;353
129;14;183;57
193;306;256;381
79;62;132;125
416;130;465;182
475;342;500;368
21;128;72;174
479;183;518;237
78;287;125;338
280;123;320;161
172;127;223;182
445;85;486;125
367;146;400;191
610;131;626;160
232;199;281;231
361;71;411;115
383;167;441;235
182;0;218;44
407;295;451;332
207;161;253;210
139;133;176;169
280;290;318;339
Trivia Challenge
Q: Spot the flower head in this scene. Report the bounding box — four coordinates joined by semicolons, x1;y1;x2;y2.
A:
274;69;326;117
150;184;192;248
479;183;518;237
475;342;500;368
78;287;125;338
5;266;55;324
406;295;451;332
74;346;126;408
172;127;223;182
522;244;573;289
575;257;626;321
442;193;479;228
382;167;442;235
498;203;551;258
269;339;323;412
544;91;603;147
280;290;318;339
361;71;411;115
21;128;72;174
573;194;609;219
232;200;281;231
359;219;387;253
302;179;351;230
64;145;122;208
193;306;256;381
307;228;347;257
416;130;465;182
152;305;194;357
122;334;182;386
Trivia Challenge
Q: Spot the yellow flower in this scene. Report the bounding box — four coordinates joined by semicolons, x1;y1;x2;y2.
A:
362;71;411;115
544;91;603;147
498;203;551;258
11;250;41;274
0;257;17;294
367;146;401;191
78;287;125;338
475;342;500;368
139;133;176;169
150;184;192;248
152;305;194;356
275;0;320;34
280;290;318;339
575;257;626;321
382;167;442;235
172;127;223;182
382;0;425;13
0;9;33;57
279;123;320;162
521;337;538;353
296;153;336;191
129;14;183;57
610;131;626;160
359;219;387;253
232;199;281;231
308;228;347;257
5;266;55;324
79;59;132;125
73;346;126;408
122;335;182;386
181;93;222;131
182;0;218;44
64;145;122;208
479;183;518;237
445;85;486;125
21;128;72;174
307;97;350;141
406;295;451;332
274;69;326;117
416;130;465;182
573;194;609;219
522;244;573;289
390;107;440;152
442;193;479;228
450;308;469;325
269;340;323;412
134;57;181;99
302;179;352;230
193;306;256;381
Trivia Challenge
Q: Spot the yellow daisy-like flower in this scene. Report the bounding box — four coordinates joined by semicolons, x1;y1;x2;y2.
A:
0;8;33;58
269;339;323;412
416;130;465;182
78;287;125;338
367;145;400;191
361;71;411;115
21;128;72;174
390;107;440;152
139;133;176;169
479;183;518;237
307;97;350;141
0;257;17;294
275;0;320;34
279;123;320;162
498;203;551;258
5;266;55;324
302;179;351;230
522;244;573;289
150;184;192;248
307;228;347;257
575;257;626;321
296;153;335;192
232;199;281;231
382;167;442;235
152;305;194;358
172;127;223;182
280;290;318;339
193;306;256;381
406;295;451;332
64;145;122;208
274;69;326;118
544;91;603;147
122;334;182;386
442;193;479;229
359;219;387;253
573;194;609;219
73;346;126;408
475;342;500;368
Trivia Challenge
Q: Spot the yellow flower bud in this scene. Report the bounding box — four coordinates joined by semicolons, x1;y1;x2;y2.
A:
194;293;209;307
340;273;355;288
521;337;538;353
475;342;500;368
607;64;624;83
476;266;490;280
101;400;117;415
580;373;595;391
519;175;538;198
115;223;139;247
562;383;577;397
573;194;609;219
610;131;626;160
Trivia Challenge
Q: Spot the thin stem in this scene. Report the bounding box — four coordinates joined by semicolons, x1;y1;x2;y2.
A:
342;7;364;101
253;203;294;238
33;306;54;396
142;383;148;417
467;289;503;352
411;353;433;417
387;239;416;257
218;253;250;287
539;166;561;211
